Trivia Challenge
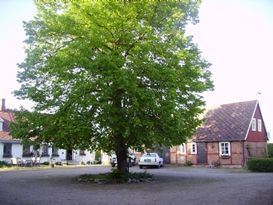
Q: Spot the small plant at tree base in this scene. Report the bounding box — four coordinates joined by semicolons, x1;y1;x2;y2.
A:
78;170;153;184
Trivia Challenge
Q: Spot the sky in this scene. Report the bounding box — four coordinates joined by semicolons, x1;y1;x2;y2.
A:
0;0;272;142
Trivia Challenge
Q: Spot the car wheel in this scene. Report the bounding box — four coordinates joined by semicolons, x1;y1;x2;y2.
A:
139;165;143;169
157;163;161;169
111;163;115;167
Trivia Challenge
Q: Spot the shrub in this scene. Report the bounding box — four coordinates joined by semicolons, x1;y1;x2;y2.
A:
211;160;221;168
268;144;273;158
0;161;11;168
184;160;193;167
78;170;153;184
42;161;50;165
247;158;273;172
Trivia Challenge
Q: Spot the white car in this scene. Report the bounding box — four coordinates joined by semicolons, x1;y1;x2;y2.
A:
110;153;136;167
139;153;163;169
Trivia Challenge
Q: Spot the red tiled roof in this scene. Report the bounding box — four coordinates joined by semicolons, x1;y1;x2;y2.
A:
0;111;16;141
194;100;258;142
0;131;13;141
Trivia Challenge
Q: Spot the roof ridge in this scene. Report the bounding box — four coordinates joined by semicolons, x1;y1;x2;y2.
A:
220;99;258;106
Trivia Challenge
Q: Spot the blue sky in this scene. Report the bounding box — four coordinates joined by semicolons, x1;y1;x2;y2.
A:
0;0;273;142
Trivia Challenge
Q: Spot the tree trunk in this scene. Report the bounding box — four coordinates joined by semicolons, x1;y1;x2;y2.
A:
115;134;128;173
116;145;128;173
112;88;128;173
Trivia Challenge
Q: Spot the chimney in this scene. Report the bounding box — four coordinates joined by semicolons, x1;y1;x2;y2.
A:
1;98;5;111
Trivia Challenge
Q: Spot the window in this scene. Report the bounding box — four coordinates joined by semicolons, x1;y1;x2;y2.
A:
219;142;230;156
191;143;197;154
52;146;59;156
257;119;262;132
33;144;40;156
251;118;256;131
179;144;186;154
3;143;12;157
41;144;49;157
79;150;86;156
22;144;32;157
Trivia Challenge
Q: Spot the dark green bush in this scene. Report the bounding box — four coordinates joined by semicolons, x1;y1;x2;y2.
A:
184;160;193;167
78;171;153;184
268;144;273;158
247;158;273;172
0;161;11;168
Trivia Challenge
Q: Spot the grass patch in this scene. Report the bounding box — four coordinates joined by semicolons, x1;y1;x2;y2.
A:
78;170;153;184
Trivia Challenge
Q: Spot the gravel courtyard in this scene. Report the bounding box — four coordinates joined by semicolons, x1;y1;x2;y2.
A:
0;166;272;205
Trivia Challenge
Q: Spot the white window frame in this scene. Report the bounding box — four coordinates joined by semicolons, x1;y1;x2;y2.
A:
0;119;3;131
41;144;49;156
3;143;12;157
191;142;197;155
257;119;262;132
219;142;230;156
22;144;31;156
251;118;256;131
179;143;186;154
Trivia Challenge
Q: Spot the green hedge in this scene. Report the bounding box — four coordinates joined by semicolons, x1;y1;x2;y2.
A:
0;161;11;168
247;158;273;172
268;144;273;158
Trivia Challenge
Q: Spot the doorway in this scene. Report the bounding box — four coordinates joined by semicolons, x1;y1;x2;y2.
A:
66;150;73;160
197;143;207;164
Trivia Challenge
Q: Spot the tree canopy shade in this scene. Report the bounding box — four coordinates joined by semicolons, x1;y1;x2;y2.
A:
11;0;213;173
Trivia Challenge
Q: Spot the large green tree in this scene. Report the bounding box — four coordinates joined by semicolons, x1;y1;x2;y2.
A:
11;0;213;173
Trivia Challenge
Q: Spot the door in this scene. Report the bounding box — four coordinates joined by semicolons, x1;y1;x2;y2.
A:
66;150;73;160
197;143;207;164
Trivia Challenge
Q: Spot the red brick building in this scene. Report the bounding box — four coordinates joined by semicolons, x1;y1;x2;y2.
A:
171;100;268;167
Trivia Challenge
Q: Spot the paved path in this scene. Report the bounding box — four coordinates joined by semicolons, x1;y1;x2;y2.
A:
0;166;272;205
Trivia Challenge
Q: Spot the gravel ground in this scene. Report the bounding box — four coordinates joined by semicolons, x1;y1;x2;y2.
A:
0;165;272;205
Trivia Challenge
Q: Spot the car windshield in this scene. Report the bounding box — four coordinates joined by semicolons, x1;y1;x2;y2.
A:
143;153;157;157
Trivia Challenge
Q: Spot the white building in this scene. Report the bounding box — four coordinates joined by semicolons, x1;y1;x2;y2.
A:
0;98;96;165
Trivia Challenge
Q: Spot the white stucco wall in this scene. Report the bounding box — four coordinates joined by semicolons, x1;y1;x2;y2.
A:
81;150;95;164
72;150;95;164
12;144;22;158
58;149;66;161
0;143;3;162
0;142;96;165
0;142;22;164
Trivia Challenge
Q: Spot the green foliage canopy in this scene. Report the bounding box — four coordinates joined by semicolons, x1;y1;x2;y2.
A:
12;1;213;160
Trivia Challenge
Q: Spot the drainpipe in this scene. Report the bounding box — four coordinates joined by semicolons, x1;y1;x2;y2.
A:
242;140;245;166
